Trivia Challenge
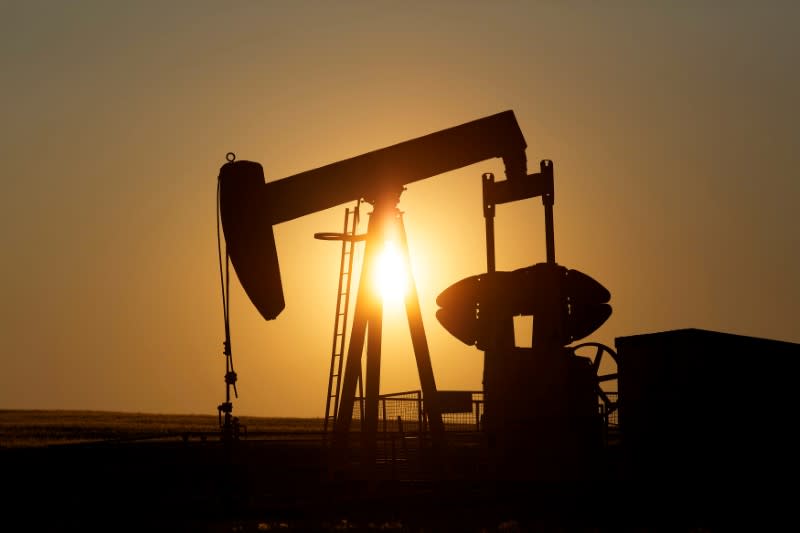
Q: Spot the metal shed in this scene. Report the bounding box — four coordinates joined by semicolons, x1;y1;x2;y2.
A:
616;328;799;487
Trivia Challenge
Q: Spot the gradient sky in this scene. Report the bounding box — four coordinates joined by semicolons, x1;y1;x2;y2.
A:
2;1;798;417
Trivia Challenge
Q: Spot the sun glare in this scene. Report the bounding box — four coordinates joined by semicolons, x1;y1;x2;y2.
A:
374;241;409;303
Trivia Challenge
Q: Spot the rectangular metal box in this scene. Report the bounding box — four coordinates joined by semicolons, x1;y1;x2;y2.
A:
616;328;798;485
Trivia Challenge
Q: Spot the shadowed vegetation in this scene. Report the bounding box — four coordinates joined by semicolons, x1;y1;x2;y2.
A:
0;410;323;448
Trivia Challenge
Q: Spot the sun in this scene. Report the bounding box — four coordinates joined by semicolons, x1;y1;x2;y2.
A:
373;240;409;303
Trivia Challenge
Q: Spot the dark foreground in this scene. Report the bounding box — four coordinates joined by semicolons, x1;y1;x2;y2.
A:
2;432;788;533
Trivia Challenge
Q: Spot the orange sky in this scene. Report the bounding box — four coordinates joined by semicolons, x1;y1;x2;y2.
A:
2;2;798;417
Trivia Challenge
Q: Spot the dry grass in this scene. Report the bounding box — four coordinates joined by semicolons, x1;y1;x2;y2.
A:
0;409;324;448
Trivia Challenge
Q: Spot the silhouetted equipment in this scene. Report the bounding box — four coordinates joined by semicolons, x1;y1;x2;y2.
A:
216;152;241;442
212;108;800;502
436;263;611;350
218;159;285;321
218;111;532;471
437;391;475;414
219;110;527;323
616;328;799;490
318;203;365;435
217;110;621;479
434;155;617;479
568;342;619;417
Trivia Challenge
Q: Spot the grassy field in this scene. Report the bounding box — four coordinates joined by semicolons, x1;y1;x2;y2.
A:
0;410;732;530
0;409;324;448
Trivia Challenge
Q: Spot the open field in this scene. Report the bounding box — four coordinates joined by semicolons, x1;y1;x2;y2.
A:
0;410;775;531
0;409;323;448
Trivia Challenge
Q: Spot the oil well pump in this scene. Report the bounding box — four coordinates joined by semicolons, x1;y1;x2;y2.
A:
436;161;616;479
216;110;617;478
436;160;616;479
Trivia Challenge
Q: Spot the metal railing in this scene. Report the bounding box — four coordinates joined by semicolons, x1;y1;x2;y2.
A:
350;390;617;435
350;391;485;434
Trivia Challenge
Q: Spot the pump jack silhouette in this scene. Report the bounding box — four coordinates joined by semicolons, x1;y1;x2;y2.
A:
217;110;613;477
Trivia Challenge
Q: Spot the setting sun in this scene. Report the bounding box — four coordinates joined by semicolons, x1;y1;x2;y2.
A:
374;241;409;303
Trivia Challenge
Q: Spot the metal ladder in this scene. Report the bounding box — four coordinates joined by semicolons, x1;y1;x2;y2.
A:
323;202;362;434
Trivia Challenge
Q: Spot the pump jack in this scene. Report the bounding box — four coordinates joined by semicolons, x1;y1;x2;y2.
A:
217;110;614;476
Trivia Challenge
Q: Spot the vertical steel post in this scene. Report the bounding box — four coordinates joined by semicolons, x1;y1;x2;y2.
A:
333;211;382;451
482;173;496;273
541;160;556;264
363;293;383;470
397;212;446;448
481;173;497;403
